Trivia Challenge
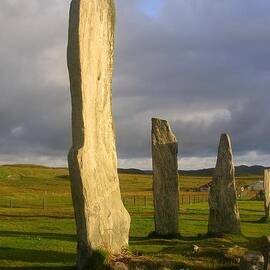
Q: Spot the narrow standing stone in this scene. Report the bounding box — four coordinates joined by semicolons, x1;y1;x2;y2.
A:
259;236;270;270
264;169;270;221
152;118;179;237
67;0;130;268
208;134;241;235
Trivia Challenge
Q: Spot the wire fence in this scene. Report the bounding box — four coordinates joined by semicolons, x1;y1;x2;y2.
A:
0;197;73;210
0;193;209;210
0;191;260;210
122;194;209;207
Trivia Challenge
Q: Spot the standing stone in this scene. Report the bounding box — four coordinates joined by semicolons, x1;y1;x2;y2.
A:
67;0;130;268
264;170;270;221
152;118;179;237
259;236;270;270
208;134;241;235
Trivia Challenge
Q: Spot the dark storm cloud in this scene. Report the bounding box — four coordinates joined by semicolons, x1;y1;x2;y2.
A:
0;0;70;162
114;0;270;164
0;0;269;168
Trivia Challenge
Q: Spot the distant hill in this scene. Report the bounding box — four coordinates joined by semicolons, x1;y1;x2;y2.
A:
181;165;267;176
235;165;266;176
1;163;267;177
2;164;50;169
117;168;145;175
119;165;268;177
180;168;214;176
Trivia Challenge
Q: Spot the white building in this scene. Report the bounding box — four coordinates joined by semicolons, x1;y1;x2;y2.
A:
247;180;263;191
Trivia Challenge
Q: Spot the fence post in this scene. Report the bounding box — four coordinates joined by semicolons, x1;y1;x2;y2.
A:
133;196;136;206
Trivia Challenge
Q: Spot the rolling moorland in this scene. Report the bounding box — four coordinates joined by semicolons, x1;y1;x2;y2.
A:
0;164;269;269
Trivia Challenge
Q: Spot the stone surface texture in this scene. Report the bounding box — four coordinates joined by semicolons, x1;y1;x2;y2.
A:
152;118;179;236
259;236;270;270
208;134;241;235
264;170;270;220
67;0;130;268
240;251;264;270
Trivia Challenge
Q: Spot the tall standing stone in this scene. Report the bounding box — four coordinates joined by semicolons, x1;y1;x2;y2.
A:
67;0;130;268
152;118;179;237
264;169;270;221
208;134;241;235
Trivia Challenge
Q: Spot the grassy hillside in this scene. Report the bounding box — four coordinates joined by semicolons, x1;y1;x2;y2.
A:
0;165;261;200
0;165;266;269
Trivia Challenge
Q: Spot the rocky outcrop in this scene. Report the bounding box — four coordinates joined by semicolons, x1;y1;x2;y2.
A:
240;251;264;270
208;134;241;235
264;170;270;221
109;256;171;270
67;0;130;268
152;118;179;237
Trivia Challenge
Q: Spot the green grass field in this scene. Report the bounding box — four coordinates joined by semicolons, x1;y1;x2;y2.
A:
0;165;267;269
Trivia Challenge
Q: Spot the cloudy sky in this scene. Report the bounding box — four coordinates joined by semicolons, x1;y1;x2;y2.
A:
0;0;269;169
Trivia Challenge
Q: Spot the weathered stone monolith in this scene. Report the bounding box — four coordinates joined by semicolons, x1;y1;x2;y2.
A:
67;0;130;268
259;236;270;270
264;170;270;221
152;118;179;237
208;134;241;235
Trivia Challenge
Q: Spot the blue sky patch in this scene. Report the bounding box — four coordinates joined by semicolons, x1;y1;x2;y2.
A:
139;0;163;17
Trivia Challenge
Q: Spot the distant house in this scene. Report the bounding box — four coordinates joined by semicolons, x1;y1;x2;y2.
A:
247;180;263;191
198;182;212;192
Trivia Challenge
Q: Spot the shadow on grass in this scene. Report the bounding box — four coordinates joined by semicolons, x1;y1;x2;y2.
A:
130;234;217;244
157;245;240;270
239;207;264;212
0;247;75;264
0;214;73;219
0;267;74;270
0;230;76;242
57;175;70;180
242;219;264;224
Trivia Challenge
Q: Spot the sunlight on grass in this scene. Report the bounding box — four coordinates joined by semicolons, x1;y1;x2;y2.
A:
0;165;265;269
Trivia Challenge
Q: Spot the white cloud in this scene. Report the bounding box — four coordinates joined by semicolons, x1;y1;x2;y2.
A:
0;0;269;169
